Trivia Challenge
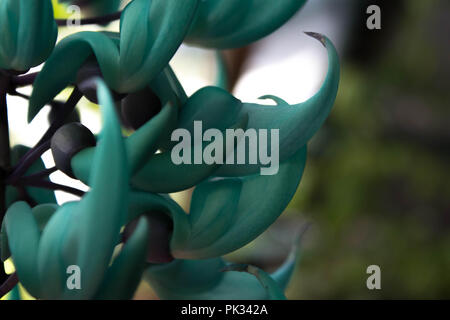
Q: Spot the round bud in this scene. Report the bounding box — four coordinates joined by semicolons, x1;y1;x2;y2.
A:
76;60;125;103
121;87;162;130
122;211;174;264
48;101;80;125
51;123;96;178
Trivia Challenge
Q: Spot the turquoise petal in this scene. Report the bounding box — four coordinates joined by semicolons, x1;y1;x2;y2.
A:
122;147;306;260
144;245;298;300
215;33;340;176
186;0;306;49
6;145;57;207
130;151;220;194
37;80;128;299
215;51;229;90
28;31;119;122
3;202;41;298
171;146;307;259
127;191;191;245
0;0;57;71
94;217;149;300
72;100;177;183
118;0;199;92
223;265;287;300
1;203;57;262
131;113;248;194
161;33;338;177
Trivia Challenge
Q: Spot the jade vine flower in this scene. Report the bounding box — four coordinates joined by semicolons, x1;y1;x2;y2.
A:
4;81;149;299
186;0;308;48
0;0;57;72
0;0;340;300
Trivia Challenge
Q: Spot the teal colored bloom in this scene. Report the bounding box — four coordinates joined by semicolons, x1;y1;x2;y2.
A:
69;33;339;192
186;0;307;48
0;0;57;72
2;81;149;299
120;146;306;261
144;250;299;300
28;0;199;121
56;33;337;261
0;0;341;300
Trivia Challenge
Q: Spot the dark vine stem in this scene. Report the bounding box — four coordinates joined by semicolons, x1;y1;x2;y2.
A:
9;90;30;100
13;179;85;198
21;167;57;181
55;11;122;26
0;73;11;223
7;140;51;184
11;72;39;88
0;273;18;298
7;87;82;183
0;73;10;290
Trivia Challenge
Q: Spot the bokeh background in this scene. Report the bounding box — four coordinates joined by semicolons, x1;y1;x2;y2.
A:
225;0;450;299
5;0;450;299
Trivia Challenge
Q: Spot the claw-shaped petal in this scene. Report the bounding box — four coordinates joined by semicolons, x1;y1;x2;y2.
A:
29;0;197;122
37;79;128;299
171;146;307;259
6;145;57;208
3;202;41;298
94;217;150;300
72;100;177;184
124;146;306;260
186;0;307;49
173;33;339;177
144;242;300;300
4;80;132;299
0;0;57;71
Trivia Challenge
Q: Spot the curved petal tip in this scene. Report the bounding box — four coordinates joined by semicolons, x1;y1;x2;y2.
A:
304;31;327;47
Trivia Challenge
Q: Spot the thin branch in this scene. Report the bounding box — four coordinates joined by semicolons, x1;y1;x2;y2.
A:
21;167;58;181
13;179;85;197
7;140;51;184
7;87;82;182
0;74;11;224
8;90;30;100
0;75;10;169
10;72;39;87
0;273;18;298
36;87;83;146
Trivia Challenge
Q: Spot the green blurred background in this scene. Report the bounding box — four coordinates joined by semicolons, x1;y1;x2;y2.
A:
219;0;450;299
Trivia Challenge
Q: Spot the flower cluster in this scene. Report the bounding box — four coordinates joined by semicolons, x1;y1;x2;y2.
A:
0;0;339;300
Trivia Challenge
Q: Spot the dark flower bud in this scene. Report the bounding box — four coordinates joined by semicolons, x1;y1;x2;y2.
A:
51;123;96;178
76;60;125;103
122;211;174;264
48;101;81;125
121;87;162;130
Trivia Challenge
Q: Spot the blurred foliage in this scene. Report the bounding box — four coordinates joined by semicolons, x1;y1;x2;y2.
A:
286;0;450;299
